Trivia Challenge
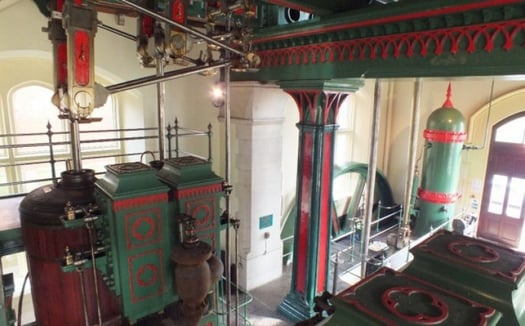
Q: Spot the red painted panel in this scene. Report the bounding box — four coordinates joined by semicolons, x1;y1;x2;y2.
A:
296;132;313;293
74;31;90;86
57;42;67;86
317;132;332;292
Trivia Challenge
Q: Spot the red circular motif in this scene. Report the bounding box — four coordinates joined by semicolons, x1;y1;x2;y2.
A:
191;205;211;226
132;216;156;241
448;240;500;263
382;286;449;324
136;264;159;287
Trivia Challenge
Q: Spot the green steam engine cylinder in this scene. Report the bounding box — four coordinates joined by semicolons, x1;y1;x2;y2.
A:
414;85;466;237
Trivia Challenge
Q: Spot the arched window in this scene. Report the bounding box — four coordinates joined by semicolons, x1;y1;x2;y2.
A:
494;115;525;144
3;83;119;194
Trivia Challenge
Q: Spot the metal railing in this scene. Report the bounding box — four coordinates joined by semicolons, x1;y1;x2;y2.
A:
0;119;214;197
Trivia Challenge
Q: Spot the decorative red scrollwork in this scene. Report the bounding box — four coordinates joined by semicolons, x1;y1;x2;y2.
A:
136;264;159;287
132;216;156;241
448;240;500;263
424;129;466;143
258;20;524;68
382;286;449;324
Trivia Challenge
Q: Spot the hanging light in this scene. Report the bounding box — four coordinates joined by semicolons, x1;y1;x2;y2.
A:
210;81;225;108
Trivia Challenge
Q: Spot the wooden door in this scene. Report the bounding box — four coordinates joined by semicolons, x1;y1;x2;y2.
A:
478;114;525;249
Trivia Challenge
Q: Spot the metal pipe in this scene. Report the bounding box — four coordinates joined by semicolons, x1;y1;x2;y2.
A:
223;63;233;326
402;78;422;227
77;268;90;326
46;121;57;184
115;0;245;57
70;118;82;172
87;223;103;326
106;61;230;94
332;253;339;294
156;56;166;160
360;79;382;278
97;22;137;41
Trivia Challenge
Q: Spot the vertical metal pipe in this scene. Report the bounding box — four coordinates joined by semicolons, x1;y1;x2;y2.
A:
166;123;173;159
156;57;166;160
332;252;339;294
223;64;232;326
360;79;381;278
77;269;90;326
208;123;213;162
402;78;422;227
46;121;57;184
175;118;179;158
70;118;82;172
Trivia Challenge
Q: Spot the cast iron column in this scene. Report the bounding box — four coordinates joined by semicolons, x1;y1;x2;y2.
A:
278;79;363;322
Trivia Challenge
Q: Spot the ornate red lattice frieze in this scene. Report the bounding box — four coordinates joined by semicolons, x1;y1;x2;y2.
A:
258;20;524;68
174;183;223;199
112;193;168;212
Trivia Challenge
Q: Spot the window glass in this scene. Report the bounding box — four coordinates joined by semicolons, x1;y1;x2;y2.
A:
82;156;117;176
495;116;525;144
506;177;525;219
10;85;68;156
79;96;120;152
0;167;7;196
488;174;507;215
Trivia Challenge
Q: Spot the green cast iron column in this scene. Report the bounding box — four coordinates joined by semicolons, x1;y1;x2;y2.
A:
278;79;363;322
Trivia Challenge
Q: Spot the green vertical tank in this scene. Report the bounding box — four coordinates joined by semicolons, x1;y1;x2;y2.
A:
414;84;466;237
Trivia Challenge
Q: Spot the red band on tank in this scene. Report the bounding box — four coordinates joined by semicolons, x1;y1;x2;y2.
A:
418;188;460;204
424;129;466;143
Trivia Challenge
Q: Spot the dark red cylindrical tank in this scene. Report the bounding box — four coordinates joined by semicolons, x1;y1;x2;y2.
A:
19;169;121;326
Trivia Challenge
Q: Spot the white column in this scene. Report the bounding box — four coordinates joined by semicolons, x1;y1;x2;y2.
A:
230;82;286;290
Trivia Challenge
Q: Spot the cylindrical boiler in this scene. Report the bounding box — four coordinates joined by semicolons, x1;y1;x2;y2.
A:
19;169;121;326
414;84;466;237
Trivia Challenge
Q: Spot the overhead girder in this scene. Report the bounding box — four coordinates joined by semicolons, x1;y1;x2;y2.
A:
233;0;525;81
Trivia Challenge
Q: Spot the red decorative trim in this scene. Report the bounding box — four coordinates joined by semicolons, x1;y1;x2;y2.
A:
174;183;223;199
448;240;500;263
418;188;460;204
125;209;161;250
255;1;524;44
287;90;319;124
296;132;313;293
113;193;168;212
423;129;466;143
286;90;348;125
339;268;497;325
317;132;333;292
382;286;449;324
184;197;216;232
136;264;159;287
128;249;166;304
416;230;525;283
258;20;524;68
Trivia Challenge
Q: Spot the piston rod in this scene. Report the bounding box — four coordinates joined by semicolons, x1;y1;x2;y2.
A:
360;79;382;278
106;61;230;94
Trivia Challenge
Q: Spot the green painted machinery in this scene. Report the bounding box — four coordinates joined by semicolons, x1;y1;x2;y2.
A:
414;86;466;237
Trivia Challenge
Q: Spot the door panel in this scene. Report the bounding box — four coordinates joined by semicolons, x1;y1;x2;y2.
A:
478;116;525;249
